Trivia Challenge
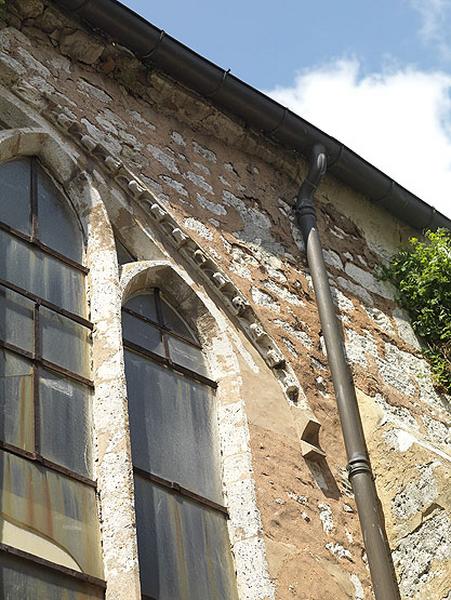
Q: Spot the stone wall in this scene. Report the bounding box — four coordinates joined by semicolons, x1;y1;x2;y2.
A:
0;1;449;598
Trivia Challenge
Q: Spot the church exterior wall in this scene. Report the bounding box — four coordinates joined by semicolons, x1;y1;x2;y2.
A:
0;2;449;598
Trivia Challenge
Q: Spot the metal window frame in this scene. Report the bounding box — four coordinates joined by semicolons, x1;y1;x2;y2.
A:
123;305;202;350
134;466;228;516
0;543;106;591
123;340;216;389
0;220;88;275
0;162;96;484
123;289;228;526
0;300;95;486
122;287;215;389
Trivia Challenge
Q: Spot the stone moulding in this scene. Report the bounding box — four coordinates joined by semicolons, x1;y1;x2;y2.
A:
44;99;324;454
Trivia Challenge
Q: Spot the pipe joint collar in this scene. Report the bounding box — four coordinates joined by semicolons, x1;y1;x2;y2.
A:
347;454;372;479
295;202;316;220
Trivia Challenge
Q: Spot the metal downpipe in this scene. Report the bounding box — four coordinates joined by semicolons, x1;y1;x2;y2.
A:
295;145;400;600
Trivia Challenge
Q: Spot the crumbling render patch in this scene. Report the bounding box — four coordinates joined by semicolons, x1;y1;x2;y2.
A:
393;508;451;598
391;462;440;521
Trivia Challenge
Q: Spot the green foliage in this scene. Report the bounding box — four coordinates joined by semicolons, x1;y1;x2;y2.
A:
380;228;451;392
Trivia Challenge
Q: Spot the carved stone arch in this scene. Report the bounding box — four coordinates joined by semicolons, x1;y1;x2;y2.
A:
42;101;315;407
0;84;42;130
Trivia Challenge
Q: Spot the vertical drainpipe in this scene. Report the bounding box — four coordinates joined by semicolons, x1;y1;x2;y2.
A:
295;145;400;600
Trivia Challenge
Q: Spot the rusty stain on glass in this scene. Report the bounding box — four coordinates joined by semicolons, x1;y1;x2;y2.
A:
0;551;104;599
123;289;238;598
0;350;34;452
0;157;102;591
0;451;103;578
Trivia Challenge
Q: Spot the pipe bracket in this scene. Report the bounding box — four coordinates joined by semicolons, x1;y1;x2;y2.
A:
141;30;166;61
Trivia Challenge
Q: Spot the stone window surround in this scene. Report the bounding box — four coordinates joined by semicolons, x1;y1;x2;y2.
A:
0;93;277;599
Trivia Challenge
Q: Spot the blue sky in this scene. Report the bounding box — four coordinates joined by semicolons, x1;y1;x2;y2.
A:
122;0;451;218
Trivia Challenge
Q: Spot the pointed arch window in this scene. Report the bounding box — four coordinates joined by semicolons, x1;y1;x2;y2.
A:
122;289;238;600
0;158;104;598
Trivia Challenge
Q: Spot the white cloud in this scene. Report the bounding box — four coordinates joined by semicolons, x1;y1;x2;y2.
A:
267;59;451;219
409;0;451;60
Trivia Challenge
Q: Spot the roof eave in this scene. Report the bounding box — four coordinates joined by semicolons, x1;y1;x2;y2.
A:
53;0;451;233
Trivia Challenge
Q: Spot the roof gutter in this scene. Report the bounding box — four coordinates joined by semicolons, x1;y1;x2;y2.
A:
54;0;451;233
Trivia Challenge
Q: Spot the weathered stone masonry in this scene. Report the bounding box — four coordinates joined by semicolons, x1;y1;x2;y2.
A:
0;1;449;598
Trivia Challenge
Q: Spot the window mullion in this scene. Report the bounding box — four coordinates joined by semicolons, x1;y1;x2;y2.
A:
30;156;38;241
33;303;40;456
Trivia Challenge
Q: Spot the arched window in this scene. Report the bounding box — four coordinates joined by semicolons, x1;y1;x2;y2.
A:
122;288;238;600
0;158;103;598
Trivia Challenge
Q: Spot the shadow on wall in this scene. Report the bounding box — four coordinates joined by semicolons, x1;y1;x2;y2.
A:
306;457;341;500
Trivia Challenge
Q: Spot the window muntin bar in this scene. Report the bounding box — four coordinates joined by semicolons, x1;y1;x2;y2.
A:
133;466;228;516
123;341;216;389
0;278;93;330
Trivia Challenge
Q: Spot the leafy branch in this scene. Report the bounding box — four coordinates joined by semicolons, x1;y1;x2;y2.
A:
380;228;451;392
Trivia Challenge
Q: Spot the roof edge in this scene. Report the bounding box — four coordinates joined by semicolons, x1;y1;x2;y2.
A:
54;0;451;233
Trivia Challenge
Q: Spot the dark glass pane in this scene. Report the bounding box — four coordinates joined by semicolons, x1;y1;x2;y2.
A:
40;307;91;378
39;370;92;478
125;351;222;503
161;295;197;342
167;335;208;376
124;293;158;322
0;451;103;578
122;311;164;357
134;477;238;600
0;553;104;600
0;230;85;316
37;166;83;263
0;350;33;452
0;158;31;234
115;236;135;265
0;286;34;352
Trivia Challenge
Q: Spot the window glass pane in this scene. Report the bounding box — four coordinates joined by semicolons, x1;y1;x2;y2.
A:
40;307;91;378
134;477;238;600
161;295;197;342
39;370;92;478
0;286;34;353
37;166;83;264
124;293;158;322
0;451;103;578
0;350;33;452
167;335;208;377
0;158;31;234
125;351;222;503
0;553;104;600
0;230;85;316
122;311;164;357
